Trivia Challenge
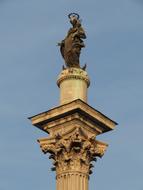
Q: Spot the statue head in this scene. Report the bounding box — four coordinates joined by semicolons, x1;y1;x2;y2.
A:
68;13;80;27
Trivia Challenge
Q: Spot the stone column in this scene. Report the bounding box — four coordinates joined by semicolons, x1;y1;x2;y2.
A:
57;68;90;105
29;12;118;190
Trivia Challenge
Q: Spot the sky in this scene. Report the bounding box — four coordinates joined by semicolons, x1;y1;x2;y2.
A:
0;0;143;189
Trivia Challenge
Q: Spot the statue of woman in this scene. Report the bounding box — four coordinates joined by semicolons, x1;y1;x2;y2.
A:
58;13;86;68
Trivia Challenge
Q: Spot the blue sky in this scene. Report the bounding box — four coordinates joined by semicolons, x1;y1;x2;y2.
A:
0;0;143;189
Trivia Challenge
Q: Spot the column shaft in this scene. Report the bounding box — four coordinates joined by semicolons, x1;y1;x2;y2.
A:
56;173;88;190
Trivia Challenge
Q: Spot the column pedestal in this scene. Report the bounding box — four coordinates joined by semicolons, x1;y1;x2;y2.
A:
57;68;90;105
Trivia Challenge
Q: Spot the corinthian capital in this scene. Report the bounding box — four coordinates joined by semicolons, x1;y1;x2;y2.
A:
38;127;108;175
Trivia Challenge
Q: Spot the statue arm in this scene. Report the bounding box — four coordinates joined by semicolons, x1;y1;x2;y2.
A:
58;40;65;59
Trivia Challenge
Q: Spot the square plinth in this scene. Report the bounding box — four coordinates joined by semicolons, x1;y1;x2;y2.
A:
29;99;117;136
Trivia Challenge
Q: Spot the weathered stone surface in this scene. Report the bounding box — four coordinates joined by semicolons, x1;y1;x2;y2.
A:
29;99;117;190
38;127;108;176
29;99;117;135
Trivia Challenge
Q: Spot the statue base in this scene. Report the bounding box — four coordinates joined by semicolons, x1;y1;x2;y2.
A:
57;68;90;105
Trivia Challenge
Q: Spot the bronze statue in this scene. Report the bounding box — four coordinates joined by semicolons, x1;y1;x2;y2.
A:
58;13;86;68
